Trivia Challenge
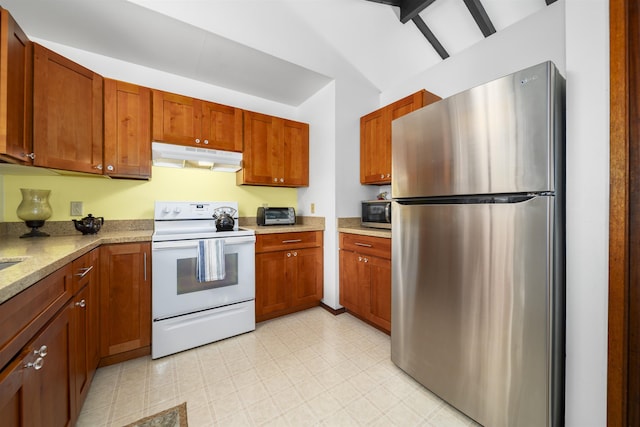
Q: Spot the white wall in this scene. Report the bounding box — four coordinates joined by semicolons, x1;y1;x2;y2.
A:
564;0;609;425
382;2;566;103
297;82;340;308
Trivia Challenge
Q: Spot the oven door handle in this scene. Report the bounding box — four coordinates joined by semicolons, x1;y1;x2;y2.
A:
153;235;256;250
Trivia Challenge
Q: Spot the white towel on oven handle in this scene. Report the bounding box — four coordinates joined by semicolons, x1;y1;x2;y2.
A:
196;239;226;282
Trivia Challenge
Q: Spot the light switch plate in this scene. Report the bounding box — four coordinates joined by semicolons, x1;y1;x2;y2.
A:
70;201;83;216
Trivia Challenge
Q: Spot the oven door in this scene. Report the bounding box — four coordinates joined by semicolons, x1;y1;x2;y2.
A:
152;235;255;320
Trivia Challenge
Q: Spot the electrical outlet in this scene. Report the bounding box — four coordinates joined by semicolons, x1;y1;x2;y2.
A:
70;201;83;216
310;203;315;214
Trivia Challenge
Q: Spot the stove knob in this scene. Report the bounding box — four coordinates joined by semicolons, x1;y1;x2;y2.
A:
173;207;182;214
162;207;170;214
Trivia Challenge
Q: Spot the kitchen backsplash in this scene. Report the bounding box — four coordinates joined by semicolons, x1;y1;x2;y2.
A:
1;166;297;222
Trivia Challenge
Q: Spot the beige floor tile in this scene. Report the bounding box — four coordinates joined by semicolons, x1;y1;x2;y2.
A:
78;308;473;427
271;386;304;414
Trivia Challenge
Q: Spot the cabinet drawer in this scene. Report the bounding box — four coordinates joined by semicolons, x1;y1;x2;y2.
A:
339;233;391;259
71;249;98;294
0;265;72;370
256;231;322;253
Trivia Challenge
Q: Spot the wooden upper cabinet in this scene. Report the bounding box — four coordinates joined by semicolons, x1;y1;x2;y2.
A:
238;111;309;187
33;43;103;174
0;8;32;165
152;90;242;152
103;79;151;179
360;89;440;185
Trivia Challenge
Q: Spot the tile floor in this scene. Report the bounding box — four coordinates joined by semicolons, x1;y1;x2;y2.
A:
77;307;479;426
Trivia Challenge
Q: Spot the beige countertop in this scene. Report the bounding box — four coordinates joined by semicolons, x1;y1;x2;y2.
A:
337;217;391;239
0;230;152;305
337;225;391;239
239;216;325;235
241;224;324;234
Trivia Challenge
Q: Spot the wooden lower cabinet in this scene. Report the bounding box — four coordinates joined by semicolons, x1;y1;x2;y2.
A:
255;231;323;322
0;241;152;426
99;242;151;365
70;249;100;413
339;233;391;333
0;303;75;427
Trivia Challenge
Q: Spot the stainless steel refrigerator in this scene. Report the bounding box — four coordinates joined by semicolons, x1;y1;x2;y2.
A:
391;61;565;427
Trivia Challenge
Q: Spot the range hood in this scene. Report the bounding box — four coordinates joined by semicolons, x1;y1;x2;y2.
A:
152;142;242;172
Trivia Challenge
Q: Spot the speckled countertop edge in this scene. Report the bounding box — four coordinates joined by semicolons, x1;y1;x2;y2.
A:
0;230;152;304
337;217;391;239
239;216;325;235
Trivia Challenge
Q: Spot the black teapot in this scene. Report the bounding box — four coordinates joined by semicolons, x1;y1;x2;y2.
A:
73;214;104;235
212;207;236;231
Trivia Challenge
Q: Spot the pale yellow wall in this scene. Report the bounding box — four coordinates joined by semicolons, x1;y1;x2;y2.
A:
2;166;297;221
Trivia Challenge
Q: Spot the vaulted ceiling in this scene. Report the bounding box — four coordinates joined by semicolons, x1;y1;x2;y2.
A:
2;0;553;106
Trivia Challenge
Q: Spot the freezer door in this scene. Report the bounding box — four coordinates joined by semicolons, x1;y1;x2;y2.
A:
391;196;564;427
392;61;564;198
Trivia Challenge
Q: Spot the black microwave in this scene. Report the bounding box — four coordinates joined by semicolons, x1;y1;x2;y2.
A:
361;200;391;229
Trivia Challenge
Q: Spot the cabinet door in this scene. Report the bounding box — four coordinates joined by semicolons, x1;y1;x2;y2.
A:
282;119;309;186
104;79;151;179
33;43;103;174
360;109;387;184
340;250;366;315
367;255;391;332
255;251;290;320
290;247;322;307
23;304;74;427
240;111;279;185
360;90;440;185
99;243;151;358
71;248;99;412
151;91;200;146
200;101;243;152
0;9;32;165
0;350;27;427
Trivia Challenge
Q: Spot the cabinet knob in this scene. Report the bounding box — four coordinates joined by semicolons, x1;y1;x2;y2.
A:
358;256;362;262
24;357;44;371
23;152;35;160
273;178;278;182
107;165;114;171
204;139;209;144
287;252;292;257
94;164;103;170
380;174;384;179
75;299;86;308
293;251;297;257
364;257;368;263
280;178;284;183
195;138;201;143
386;173;391;178
33;345;48;358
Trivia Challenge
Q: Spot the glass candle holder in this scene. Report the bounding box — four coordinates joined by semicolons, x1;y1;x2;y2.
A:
16;188;52;238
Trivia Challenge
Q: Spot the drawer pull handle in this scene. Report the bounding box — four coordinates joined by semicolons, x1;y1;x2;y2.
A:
74;265;93;278
25;357;44;370
282;239;302;244
355;243;372;248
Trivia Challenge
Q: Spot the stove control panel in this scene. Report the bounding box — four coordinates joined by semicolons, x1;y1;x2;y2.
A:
154;201;239;221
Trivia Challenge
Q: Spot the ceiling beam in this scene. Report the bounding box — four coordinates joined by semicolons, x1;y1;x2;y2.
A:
463;0;495;37
365;0;401;6
400;0;436;24
412;15;449;59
